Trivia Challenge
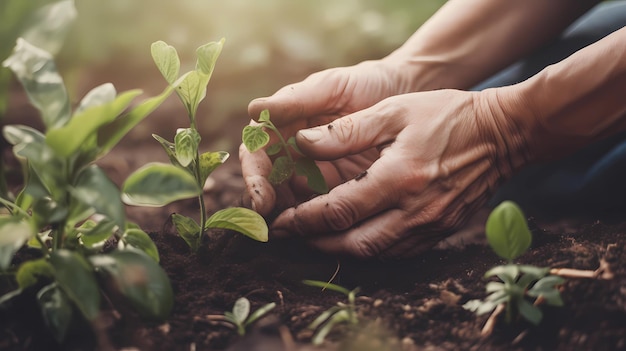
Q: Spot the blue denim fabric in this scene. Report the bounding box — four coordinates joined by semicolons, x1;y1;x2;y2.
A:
474;1;626;217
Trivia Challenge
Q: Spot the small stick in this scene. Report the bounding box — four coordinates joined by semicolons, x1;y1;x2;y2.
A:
481;303;505;336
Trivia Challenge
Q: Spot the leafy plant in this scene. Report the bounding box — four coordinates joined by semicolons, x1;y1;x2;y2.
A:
0;36;176;341
121;40;268;252
463;201;565;326
222;296;276;336
242;109;328;194
303;279;360;345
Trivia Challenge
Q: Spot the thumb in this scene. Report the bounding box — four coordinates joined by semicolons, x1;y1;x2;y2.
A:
248;70;340;125
295;106;401;160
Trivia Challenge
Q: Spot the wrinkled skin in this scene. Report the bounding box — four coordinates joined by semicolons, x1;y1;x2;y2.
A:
239;62;526;259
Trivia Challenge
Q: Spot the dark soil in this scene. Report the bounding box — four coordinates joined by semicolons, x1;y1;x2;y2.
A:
1;89;625;351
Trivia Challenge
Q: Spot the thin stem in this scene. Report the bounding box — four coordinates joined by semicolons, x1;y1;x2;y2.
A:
265;123;293;163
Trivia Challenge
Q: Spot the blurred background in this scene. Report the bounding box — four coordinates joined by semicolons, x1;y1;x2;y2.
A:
3;0;446;150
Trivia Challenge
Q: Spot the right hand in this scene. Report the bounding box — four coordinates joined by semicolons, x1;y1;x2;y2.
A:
240;59;417;216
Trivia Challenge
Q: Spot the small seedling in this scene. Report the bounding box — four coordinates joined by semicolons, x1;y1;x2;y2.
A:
242;109;328;194
222;297;276;336
463;201;565;328
303;279;359;345
121;40;268;252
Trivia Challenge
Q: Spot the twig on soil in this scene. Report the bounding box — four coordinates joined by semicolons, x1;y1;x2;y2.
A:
481;303;505;336
550;257;613;280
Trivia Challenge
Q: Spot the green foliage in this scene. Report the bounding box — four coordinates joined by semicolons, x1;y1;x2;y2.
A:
0;35;174;342
223;297;276;336
123;40;268;253
303;280;360;345
242;109;328;194
463;201;565;326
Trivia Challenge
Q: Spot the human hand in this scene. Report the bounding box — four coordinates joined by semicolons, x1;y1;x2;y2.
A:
267;88;531;259
240;59;416;216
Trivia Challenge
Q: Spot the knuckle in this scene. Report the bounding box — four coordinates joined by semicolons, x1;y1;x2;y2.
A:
350;237;381;258
322;201;358;232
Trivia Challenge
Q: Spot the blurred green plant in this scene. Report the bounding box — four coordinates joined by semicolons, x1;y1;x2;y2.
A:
0;35;175;342
122;40;268;252
222;296;276;336
463;201;565;327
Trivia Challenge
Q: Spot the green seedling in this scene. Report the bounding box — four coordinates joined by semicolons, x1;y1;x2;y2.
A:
0;36;175;342
463;201;565;327
303;279;360;345
121;40;268;252
242;109;328;194
222;296;276;336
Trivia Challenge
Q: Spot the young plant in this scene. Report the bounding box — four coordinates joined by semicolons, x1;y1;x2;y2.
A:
303;279;360;345
0;37;175;342
242;109;328;194
121;40;268;252
222;296;276;336
463;201;565;327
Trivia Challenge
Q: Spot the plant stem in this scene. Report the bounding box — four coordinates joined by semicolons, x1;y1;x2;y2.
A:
266;123;294;163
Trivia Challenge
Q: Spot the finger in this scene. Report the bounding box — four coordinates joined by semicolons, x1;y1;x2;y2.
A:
295;101;405;160
248;71;342;125
270;157;399;238
238;142;275;217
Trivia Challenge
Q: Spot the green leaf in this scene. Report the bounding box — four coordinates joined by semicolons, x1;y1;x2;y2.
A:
97;85;174;158
258;109;271;123
122;163;201;207
518;298;542;325
151;41;180;85
232;297;250;324
295;157;328;194
484;264;519;282
268;156;294;185
175;70;208;120
265;143;282;156
37;283;74;342
171;213;201;252
245;302;276;326
120;227;160;262
242;125;270;153
302;280;351;296
205;207;268;242
75;82;116;114
20;0;76;56
3;124;45;147
174;128;200;167
312;309;350;346
77;219;116;249
16;258;54;289
195;39;224;77
49;249;101;321
0;215;35;270
485;201;532;261
518;265;550;279
3;38;70;129
199;151;229;183
152;134;180;166
46;89;142;158
71;165;126;229
89;250;173;320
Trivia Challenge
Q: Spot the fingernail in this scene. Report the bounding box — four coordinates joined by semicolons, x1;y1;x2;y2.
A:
298;128;323;143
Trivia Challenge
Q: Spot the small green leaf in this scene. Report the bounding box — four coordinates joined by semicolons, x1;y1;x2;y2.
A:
265;143;282;156
484;264;519;282
303;280;351;296
49;249;101;321
20;0;77;56
0;216;35;270
308;306;341;330
122;163;201;207
174;128;200;167
89;250;173;320
119;227;160;262
195;39;224;77
151;41;180;85
37;283;74;342
16;258;54;289
518;298;543;325
199;151;229;183
76;219;116;249
268;156;295;184
175;70;208;120
245;302;276;326
205;207;268;242
258;109;270;122
3;38;70;129
171;213;201;252
242;125;270;153
312;309;350;346
75;82;116;114
295;157;328;194
152;134;180;166
232;297;250;324
485;201;532;261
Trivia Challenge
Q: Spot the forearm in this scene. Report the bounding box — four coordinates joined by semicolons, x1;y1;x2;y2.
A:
495;26;626;164
385;0;599;91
